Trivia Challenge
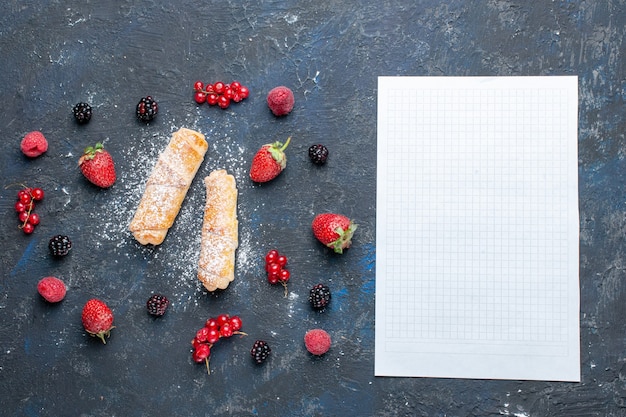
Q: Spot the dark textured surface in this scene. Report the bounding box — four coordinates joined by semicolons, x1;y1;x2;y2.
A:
0;1;624;416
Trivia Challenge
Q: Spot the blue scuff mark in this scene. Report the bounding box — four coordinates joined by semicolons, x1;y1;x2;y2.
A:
357;242;375;273
23;336;31;354
10;239;38;276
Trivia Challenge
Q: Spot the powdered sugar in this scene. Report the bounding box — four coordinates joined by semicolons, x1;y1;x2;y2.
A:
85;120;256;305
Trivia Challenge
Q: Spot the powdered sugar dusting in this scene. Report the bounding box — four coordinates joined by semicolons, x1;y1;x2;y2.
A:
85;118;257;306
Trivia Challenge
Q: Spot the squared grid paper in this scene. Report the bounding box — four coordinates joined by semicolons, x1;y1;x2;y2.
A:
375;76;580;382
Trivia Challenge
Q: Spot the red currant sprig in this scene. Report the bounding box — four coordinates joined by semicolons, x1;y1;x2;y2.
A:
191;314;246;375
265;249;291;297
12;185;44;234
193;80;250;109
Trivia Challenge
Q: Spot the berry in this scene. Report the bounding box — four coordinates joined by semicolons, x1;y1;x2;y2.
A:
21;223;35;234
193;80;249;108
206;328;220;344
206;93;219;106
15;201;27;213
49;235;72;257
73;102;92;124
267;86;295;116
249;137;291;183
194;91;207;104
308;144;329;165
30;187;44;201
136;96;158;122
81;299;115;344
229;315;243;332
219;322;233;338
304;329;331;356
28;213;40;226
213;81;225;94
264;250;291;296
191;314;246;375
205;317;219;330
193;343;211;362
309;284;331;311
37;276;67;303
196;327;210;343
311;213;357;254
146;294;170;316
21;131;48;158
250;340;271;364
78;143;116;188
265;249;279;265
217;95;230;109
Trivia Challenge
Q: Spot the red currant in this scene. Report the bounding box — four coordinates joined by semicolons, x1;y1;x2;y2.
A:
22;223;35;234
194;81;204;91
217;95;230;109
230;81;241;91
19;192;31;204
206;328;220;344
267;262;281;276
223;86;233;99
279;269;291;282
267;274;279;285
213;81;225;94
238;86;250;99
229;315;242;332
15;201;26;213
193;343;211;362
265;249;279;265
277;255;288;267
194;91;207;104
207;93;219;106
219;322;233;338
31;188;44;201
216;313;230;327
28;213;40;226
18;211;30;223
196;327;210;343
205;317;219;330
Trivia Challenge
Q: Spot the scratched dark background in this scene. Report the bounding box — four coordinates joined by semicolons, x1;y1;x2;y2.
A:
1;1;625;416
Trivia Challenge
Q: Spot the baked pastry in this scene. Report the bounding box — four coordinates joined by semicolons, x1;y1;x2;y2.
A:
197;169;238;291
129;128;208;245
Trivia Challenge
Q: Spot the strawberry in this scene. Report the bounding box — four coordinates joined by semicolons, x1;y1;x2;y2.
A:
81;298;115;344
312;213;357;254
249;137;291;183
78;143;116;188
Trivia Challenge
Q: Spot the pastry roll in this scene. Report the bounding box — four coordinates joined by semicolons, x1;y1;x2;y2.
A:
129;128;208;245
197;169;238;291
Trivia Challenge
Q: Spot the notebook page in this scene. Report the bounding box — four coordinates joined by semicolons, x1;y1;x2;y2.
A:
375;76;580;381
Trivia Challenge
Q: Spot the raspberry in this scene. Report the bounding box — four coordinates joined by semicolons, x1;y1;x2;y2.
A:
37;276;67;303
308;144;329;165
73;102;92;124
308;284;331;311
48;235;72;257
146;294;169;316
250;340;271;364
304;329;331;356
136;96;158;122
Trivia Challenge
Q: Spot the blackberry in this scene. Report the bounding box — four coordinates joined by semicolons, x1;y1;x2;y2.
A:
146;294;170;316
308;283;331;311
73;102;92;124
136;96;158;122
308;144;329;165
250;340;271;364
48;235;72;257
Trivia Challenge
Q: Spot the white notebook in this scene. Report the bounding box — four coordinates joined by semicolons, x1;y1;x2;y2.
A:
375;76;580;381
